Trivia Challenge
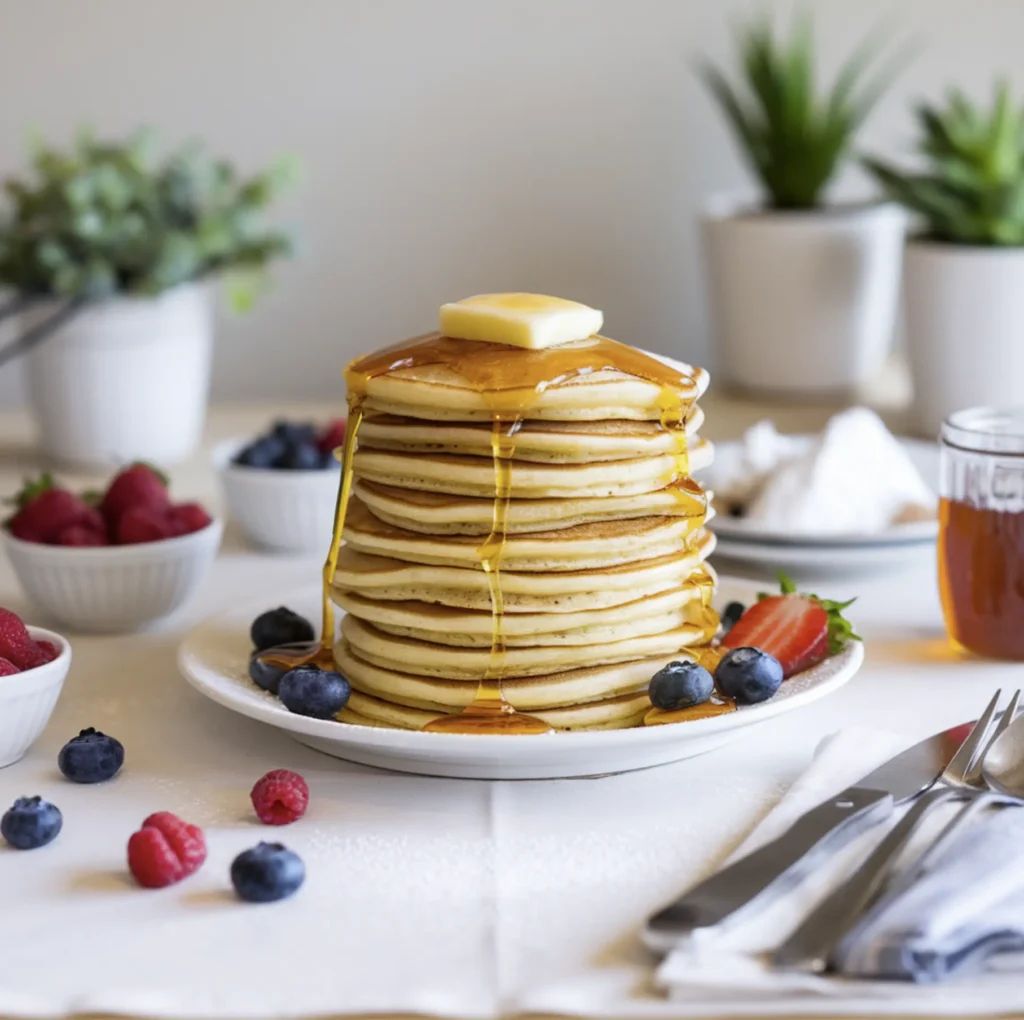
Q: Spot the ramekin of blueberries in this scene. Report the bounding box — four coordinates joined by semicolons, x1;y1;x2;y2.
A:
215;419;346;554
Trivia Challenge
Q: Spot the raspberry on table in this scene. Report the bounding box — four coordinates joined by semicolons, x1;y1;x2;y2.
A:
127;811;206;888
251;770;309;826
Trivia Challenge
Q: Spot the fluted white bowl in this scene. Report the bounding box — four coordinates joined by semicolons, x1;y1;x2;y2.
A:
1;521;222;633
214;438;340;555
0;627;71;768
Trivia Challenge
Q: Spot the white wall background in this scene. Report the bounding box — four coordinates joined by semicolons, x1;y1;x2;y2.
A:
0;0;1020;406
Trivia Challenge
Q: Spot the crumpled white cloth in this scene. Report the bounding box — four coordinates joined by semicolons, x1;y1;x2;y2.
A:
656;727;1024;1014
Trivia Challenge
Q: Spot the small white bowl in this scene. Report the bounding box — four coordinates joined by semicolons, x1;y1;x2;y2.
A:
214;438;341;555
0;627;71;768
1;520;223;633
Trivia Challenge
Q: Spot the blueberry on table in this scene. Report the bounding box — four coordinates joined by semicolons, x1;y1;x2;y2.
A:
1;796;62;849
58;728;125;783
715;647;784;705
719;601;746;636
278;666;351;719
648;661;714;711
250;607;316;653
231;842;305;902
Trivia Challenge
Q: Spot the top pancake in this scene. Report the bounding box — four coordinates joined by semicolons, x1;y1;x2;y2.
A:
351;335;709;422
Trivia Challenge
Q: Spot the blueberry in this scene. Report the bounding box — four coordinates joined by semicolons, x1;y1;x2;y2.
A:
1;796;62;849
272;421;317;446
235;436;286;469
715;647;784;705
58;727;124;783
231;841;305;903
279;443;322;471
251;607;315;653
278;666;350;719
249;653;289;694
318;448;338;469
648;661;714;711
719;601;746;636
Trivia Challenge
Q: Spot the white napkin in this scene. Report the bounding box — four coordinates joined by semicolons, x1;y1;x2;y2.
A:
655;727;1024;1015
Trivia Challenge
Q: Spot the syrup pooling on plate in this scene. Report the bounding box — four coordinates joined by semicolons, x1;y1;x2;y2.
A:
275;332;705;732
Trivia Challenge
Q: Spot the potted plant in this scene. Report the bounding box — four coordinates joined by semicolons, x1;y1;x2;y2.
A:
699;18;907;396
865;82;1024;435
0;131;293;467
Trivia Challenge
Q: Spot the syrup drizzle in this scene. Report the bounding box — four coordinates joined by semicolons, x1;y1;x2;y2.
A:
265;333;709;733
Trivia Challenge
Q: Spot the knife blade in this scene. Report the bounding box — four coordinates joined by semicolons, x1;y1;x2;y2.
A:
642;720;974;953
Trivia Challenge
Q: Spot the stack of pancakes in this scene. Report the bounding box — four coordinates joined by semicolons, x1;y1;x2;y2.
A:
331;338;719;731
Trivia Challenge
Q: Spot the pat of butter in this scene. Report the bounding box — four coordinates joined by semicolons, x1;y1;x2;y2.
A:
439;293;603;350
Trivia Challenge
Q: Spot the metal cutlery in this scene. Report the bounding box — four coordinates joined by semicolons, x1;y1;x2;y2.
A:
643;708;994;953
771;688;1022;972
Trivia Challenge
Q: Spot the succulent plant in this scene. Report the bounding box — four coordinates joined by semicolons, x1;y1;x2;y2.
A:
864;81;1024;245
698;16;906;210
0;129;295;306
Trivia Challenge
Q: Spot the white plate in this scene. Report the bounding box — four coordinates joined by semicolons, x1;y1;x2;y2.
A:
699;436;939;575
176;583;864;780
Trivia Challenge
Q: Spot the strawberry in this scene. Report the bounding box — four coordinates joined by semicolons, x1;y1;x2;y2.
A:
317;418;346;454
116;504;179;545
166;502;212;535
99;463;169;529
723;573;860;679
6;476;98;544
53;521;108;547
0;608;49;670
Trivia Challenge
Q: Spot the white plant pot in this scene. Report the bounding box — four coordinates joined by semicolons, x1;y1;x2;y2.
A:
702;197;906;396
23;282;213;468
904;240;1024;437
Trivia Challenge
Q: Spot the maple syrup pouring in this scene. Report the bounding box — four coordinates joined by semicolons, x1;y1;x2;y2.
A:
262;333;707;733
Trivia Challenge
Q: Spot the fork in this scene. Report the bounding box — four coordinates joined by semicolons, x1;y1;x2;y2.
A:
771;688;1021;972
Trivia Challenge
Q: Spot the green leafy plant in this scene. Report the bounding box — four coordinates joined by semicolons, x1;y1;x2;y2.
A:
698;16;906;210
0;129;295;307
864;81;1024;245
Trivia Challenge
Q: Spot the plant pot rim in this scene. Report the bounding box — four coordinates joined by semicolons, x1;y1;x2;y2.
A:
905;236;1024;258
13;278;211;309
703;193;903;223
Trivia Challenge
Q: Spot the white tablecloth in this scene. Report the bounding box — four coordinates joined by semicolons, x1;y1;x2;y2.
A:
0;403;1018;1019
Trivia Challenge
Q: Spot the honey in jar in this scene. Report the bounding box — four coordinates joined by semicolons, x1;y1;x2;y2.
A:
938;408;1024;660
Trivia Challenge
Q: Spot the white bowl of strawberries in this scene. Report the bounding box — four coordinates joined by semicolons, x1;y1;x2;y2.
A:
1;465;222;633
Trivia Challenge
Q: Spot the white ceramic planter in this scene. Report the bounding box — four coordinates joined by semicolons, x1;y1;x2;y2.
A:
904;240;1024;437
702;197;905;396
23;282;213;468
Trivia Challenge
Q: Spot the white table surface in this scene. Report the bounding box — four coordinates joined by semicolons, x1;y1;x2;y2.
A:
0;392;1015;1020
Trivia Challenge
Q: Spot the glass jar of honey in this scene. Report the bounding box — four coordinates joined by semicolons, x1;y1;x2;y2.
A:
939;407;1024;659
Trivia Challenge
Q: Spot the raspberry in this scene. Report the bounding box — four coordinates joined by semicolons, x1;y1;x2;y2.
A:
127;812;206;888
250;769;309;826
99;464;169;530
0;657;19;676
35;641;59;664
0;608;47;670
167;502;212;535
116;504;178;545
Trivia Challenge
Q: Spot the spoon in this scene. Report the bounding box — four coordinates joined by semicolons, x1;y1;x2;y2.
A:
982;712;1024;798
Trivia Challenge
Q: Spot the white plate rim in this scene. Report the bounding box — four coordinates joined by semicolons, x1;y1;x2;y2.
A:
177;587;865;762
